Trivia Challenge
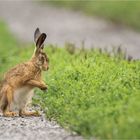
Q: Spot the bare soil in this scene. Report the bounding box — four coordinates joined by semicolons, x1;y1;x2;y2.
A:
0;111;82;140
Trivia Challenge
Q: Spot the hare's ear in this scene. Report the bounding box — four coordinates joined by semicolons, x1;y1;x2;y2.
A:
36;33;47;49
34;28;41;43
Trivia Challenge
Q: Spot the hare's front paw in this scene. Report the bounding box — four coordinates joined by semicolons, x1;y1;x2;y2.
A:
41;85;48;92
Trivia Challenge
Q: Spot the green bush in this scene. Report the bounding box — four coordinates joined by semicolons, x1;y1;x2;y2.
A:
35;46;140;139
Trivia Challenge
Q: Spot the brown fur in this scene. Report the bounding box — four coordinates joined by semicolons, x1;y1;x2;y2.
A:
0;28;49;117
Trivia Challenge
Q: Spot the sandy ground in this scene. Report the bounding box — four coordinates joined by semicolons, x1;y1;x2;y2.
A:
0;1;140;59
0;111;82;140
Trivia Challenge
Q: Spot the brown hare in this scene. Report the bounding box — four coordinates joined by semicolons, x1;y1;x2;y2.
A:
0;28;49;117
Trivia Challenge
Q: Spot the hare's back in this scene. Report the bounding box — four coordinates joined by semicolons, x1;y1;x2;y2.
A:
5;63;30;79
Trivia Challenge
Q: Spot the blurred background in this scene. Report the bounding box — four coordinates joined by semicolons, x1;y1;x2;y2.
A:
0;1;140;139
0;1;140;58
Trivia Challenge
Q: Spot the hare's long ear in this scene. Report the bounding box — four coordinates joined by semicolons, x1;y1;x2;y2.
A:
34;28;41;43
36;33;47;49
35;33;47;55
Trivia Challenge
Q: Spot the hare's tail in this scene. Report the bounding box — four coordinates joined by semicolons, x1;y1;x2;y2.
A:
0;86;8;112
0;93;8;112
0;82;2;112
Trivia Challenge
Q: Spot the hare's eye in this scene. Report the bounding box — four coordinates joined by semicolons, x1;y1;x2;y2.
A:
41;56;45;61
39;55;44;61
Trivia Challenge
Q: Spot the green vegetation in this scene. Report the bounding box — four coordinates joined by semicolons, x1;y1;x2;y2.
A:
48;1;140;30
1;22;140;139
0;22;31;79
36;46;140;139
0;21;19;78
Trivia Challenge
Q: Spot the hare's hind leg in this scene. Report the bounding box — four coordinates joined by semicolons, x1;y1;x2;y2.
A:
19;109;40;117
19;90;40;117
1;86;17;117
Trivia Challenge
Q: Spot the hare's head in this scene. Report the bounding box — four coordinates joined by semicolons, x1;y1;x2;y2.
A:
33;28;49;71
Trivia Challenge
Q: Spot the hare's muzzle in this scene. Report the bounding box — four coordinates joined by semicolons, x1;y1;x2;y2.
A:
47;66;49;70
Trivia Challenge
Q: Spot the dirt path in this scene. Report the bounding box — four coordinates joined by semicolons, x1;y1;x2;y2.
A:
0;111;82;140
0;1;140;59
